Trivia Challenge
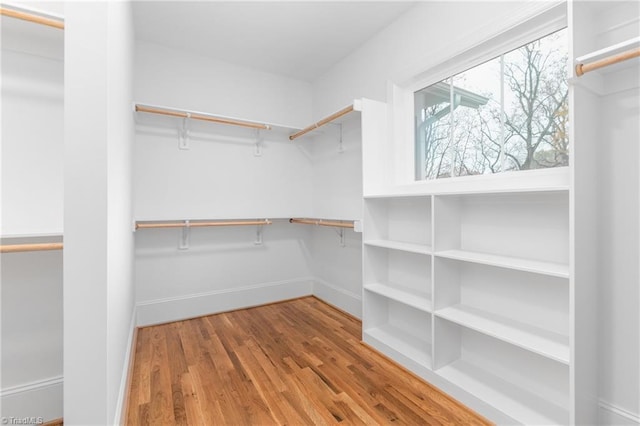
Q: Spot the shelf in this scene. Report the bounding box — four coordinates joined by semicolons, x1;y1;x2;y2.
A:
289;100;361;141
364;323;432;368
575;36;640;75
435;305;569;364
365;283;431;313
435;249;569;278
438;359;569;425
364;239;431;255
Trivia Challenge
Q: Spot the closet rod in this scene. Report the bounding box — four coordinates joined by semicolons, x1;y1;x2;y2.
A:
576;47;640;76
0;243;63;253
289;218;354;229
135;104;272;131
0;6;64;29
136;220;272;229
289;105;354;140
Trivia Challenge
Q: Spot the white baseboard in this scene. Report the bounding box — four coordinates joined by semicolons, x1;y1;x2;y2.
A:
136;278;314;326
0;376;63;422
115;306;137;425
599;400;640;425
312;278;362;319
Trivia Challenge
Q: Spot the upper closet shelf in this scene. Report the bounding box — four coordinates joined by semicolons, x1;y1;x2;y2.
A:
289;100;362;141
435;249;569;278
575;36;640;77
0;4;64;29
572;37;640;95
135;103;274;130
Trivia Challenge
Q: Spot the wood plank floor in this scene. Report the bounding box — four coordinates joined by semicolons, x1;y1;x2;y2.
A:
126;297;492;425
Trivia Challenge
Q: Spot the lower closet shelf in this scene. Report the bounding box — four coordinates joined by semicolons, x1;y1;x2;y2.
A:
435;305;569;364
364;283;431;313
364;324;432;369
437;359;569;425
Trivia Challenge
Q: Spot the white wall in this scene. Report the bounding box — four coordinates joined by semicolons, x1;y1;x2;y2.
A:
133;40;316;325
312;1;558;117
305;111;363;317
135;40;312;128
599;86;640;423
106;2;136;424
1;22;63;236
64;2;136;424
1;2;64;421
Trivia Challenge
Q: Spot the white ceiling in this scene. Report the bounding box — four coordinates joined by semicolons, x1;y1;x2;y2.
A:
132;1;416;82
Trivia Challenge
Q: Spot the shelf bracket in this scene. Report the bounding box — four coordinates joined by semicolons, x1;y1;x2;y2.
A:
337;123;344;154
254;224;264;245
335;227;346;247
179;114;191;150
254;128;263;157
179;220;190;249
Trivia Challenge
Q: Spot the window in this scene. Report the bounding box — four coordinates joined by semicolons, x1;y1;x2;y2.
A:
414;28;568;180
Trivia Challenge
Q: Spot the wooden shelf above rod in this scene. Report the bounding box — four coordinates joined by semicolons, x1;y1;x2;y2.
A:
289;103;358;141
0;5;64;29
289;218;355;229
135;104;272;131
136;219;272;230
0;242;63;253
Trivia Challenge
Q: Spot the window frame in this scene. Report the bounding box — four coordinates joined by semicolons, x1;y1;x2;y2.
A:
388;2;568;191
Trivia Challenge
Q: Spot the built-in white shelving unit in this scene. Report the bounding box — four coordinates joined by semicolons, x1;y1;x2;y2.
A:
362;190;570;424
361;2;639;421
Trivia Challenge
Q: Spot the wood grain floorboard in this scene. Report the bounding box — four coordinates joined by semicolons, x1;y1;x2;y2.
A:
126;296;493;425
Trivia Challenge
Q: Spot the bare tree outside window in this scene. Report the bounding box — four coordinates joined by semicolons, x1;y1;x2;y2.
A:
414;28;568;180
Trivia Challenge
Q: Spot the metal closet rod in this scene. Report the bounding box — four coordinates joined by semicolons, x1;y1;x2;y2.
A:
0;6;64;29
135;104;272;131
289;105;354;140
136;220;272;229
576;47;640;76
0;242;63;253
289;218;355;229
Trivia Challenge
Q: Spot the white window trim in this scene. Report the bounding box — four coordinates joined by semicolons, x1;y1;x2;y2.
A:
387;2;568;192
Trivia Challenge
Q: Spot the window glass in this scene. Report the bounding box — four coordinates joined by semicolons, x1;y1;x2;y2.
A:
414;28;568;180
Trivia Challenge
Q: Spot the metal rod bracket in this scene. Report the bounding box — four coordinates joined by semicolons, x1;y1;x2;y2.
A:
254;129;263;156
179;220;190;249
179;114;191;150
255;224;264;245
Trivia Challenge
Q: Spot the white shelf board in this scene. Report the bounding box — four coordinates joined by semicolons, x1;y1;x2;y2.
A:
435;249;569;278
1;232;63;239
575;36;640;65
438;359;569;426
435;305;569;364
365;283;432;313
364;324;432;368
364;239;432;255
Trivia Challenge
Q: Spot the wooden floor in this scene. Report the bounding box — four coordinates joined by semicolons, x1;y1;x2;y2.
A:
125;297;492;425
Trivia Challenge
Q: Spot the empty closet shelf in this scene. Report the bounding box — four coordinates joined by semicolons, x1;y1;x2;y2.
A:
364;324;432;368
289;101;361;140
135;219;272;229
575;36;640;76
435;249;569;278
289;218;355;228
364;239;431;255
437;360;569;425
365;283;431;313
135;103;272;130
436;305;569;364
0;5;64;29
